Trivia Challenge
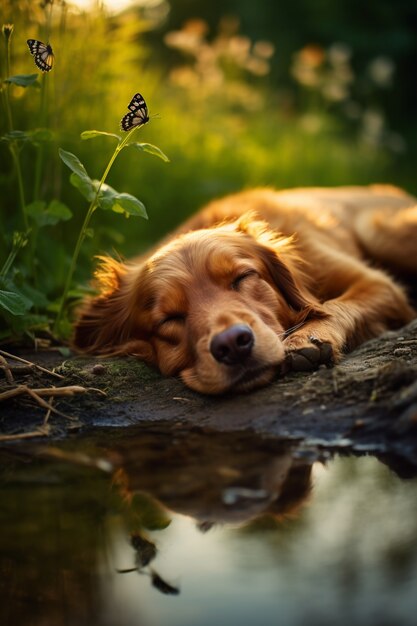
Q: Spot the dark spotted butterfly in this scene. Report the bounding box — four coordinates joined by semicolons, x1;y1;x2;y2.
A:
27;39;54;72
120;93;150;131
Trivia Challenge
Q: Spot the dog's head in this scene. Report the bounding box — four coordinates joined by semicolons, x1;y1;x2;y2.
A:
73;215;323;394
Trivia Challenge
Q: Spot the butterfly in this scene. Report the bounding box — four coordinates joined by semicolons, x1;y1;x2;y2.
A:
120;93;150;131
27;39;54;72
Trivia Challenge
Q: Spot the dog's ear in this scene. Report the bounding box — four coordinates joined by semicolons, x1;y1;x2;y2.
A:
254;243;324;314
72;257;154;361
235;215;326;318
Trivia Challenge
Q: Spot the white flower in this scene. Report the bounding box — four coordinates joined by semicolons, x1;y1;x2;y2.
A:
368;56;395;87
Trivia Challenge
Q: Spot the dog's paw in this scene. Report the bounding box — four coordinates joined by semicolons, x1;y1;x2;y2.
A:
283;335;335;372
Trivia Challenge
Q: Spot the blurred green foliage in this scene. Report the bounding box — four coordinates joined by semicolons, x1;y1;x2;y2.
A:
0;0;415;342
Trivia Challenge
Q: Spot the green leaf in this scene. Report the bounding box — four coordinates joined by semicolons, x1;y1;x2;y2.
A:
81;130;121;141
58;346;72;358
59;148;92;182
18;283;49;308
95;182;120;211
0;289;32;315
27;200;73;226
1;130;30;143
11;313;50;333
70;172;95;201
114;193;148;218
130;142;170;162
59;148;95;201
96;182;147;219
0;278;34;312
26;201;46;224
46;200;73;224
30;128;55;143
5;73;39;88
84;228;94;238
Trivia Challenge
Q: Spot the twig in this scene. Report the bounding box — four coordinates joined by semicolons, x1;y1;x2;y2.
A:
0;425;50;442
0;384;106;401
24;387;76;420
43;396;54;426
1;365;34;374
0;355;14;384
0;349;65;379
0;384;106;423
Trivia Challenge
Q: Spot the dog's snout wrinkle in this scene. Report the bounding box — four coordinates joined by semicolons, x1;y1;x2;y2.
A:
210;324;254;365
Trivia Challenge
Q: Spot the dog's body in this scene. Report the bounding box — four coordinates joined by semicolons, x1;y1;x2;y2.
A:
74;185;417;394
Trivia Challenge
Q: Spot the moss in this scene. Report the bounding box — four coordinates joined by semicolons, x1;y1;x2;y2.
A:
59;356;162;401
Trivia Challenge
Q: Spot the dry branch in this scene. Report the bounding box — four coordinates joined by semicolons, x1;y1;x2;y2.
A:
0;349;65;379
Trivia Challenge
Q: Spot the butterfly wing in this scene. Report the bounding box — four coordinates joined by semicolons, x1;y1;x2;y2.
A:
27;39;40;55
27;39;54;72
120;95;150;131
120;111;148;131
121;112;135;131
128;93;147;112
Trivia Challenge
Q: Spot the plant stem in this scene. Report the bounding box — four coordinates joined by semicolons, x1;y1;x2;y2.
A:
30;75;48;291
54;128;137;333
0;250;15;278
33;73;48;201
2;29;28;231
0;233;26;278
10;147;28;229
33;0;54;201
2;83;13;131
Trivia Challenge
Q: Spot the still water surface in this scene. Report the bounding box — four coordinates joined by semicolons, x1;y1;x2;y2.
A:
0;426;416;626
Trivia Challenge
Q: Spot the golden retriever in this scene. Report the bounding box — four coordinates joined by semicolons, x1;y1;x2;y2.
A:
73;185;416;394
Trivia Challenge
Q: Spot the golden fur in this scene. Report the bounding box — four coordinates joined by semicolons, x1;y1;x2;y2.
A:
73;185;416;394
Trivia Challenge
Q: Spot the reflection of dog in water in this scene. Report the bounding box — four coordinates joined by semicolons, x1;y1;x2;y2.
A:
113;432;315;594
112;430;315;527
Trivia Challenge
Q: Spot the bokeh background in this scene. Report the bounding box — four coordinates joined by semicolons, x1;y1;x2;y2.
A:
0;0;416;336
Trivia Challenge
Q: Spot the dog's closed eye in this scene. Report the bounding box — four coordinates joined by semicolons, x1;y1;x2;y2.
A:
157;314;186;328
231;270;259;291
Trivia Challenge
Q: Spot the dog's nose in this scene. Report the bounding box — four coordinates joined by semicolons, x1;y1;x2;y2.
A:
210;324;254;365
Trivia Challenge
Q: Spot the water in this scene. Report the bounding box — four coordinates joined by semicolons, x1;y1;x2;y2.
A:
1;425;416;626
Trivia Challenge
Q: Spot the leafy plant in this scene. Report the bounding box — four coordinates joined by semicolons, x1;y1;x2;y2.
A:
0;11;168;344
55;129;168;334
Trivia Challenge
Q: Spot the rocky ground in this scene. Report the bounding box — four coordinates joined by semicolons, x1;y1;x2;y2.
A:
1;320;416;467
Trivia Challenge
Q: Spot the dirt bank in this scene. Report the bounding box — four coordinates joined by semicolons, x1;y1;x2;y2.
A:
1;320;416;464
